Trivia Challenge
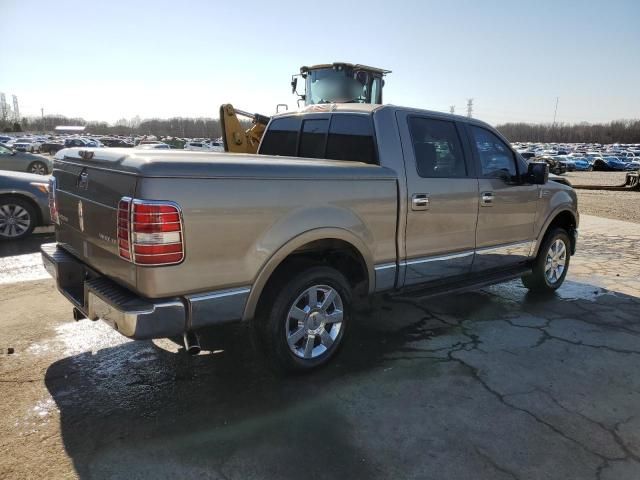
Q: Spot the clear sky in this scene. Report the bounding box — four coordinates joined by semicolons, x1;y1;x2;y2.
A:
2;0;639;126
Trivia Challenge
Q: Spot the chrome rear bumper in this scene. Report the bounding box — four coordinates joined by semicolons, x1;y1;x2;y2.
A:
40;243;250;339
41;243;185;339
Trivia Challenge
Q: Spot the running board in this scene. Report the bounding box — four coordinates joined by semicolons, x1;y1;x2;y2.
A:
389;265;532;300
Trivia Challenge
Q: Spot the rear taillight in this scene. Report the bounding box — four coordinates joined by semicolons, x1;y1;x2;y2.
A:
48;177;58;224
117;197;184;266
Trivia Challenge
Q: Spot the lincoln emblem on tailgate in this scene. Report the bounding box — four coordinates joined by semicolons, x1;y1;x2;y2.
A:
78;200;84;232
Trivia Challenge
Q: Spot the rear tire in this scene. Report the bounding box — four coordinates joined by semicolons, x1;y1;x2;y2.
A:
253;266;351;373
28;161;48;175
522;228;571;292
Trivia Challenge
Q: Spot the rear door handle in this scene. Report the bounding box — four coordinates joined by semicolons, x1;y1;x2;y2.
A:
411;193;430;211
481;191;494;206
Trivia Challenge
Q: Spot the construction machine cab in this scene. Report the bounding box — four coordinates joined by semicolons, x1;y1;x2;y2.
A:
221;62;390;154
292;63;390;106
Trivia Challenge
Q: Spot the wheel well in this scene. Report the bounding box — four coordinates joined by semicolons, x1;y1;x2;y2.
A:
0;194;43;226
546;211;577;252
258;239;369;309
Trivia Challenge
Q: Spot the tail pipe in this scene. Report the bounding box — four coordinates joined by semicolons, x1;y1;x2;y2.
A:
183;331;201;355
73;307;87;321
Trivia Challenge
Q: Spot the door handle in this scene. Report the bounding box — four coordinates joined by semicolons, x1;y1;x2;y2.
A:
481;191;494;206
411;193;430;211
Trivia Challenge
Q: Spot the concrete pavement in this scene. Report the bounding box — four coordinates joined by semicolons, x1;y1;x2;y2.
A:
1;215;639;479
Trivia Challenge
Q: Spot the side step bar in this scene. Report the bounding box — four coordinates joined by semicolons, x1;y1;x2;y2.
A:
389;265;531;300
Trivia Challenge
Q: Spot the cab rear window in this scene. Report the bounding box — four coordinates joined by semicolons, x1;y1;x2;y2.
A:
259;116;301;157
259;113;377;164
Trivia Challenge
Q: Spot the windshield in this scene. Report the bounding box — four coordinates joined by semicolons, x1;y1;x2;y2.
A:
305;68;382;105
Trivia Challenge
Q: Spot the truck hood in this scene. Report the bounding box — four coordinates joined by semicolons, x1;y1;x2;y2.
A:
56;148;397;180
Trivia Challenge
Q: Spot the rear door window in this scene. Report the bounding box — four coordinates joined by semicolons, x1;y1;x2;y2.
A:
326;115;377;164
408;117;468;178
259;116;301;156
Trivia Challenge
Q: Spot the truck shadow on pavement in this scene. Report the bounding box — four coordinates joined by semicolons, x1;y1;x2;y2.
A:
45;279;640;480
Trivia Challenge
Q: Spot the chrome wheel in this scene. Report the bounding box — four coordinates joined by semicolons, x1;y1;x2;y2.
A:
544;239;567;284
0;204;32;238
285;284;344;359
29;162;47;175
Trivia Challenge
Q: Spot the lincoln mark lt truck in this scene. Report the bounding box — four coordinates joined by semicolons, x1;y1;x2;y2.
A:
42;104;578;372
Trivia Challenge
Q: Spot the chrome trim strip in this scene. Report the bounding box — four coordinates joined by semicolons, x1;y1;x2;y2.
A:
189;287;251;301
187;286;251;329
374;262;397;271
402;250;474;266
474;240;532;254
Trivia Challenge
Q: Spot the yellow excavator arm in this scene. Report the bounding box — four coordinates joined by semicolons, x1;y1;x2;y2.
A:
219;104;270;154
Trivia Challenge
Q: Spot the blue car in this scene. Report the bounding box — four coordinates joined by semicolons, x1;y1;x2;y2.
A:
593;156;628;171
567;157;593;171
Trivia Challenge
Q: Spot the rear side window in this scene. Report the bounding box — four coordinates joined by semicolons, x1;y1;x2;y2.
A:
259;116;301;156
408;117;467;178
326;115;376;164
299;119;328;159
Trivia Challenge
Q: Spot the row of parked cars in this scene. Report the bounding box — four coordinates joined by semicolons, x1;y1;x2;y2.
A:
0;134;226;154
0;134;224;240
515;142;640;173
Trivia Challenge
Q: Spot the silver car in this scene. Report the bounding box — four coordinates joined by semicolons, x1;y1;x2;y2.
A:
0;144;52;175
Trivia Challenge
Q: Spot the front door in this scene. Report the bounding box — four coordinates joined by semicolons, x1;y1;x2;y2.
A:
398;113;479;286
468;125;539;271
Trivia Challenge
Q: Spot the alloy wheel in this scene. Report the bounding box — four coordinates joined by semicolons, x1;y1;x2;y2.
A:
544;239;567;284
0;204;32;238
285;284;344;359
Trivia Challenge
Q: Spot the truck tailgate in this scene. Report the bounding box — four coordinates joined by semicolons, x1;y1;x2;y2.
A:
54;155;138;290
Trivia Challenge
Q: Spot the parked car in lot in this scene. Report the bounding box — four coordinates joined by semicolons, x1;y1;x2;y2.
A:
0;170;52;240
563;157;593;171
42;104;578;373
136;143;172;149
625;160;640;171
99;138;134;148
0;144;52;175
12;138;37;152
183;141;224;152
40;140;65;155
593;156;628;171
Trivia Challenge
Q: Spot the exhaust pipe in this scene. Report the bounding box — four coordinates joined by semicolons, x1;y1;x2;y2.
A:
73;307;87;321
183;331;201;355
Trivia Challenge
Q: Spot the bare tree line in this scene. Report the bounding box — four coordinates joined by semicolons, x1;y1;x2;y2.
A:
5;115;225;139
5;114;640;144
496;120;640;144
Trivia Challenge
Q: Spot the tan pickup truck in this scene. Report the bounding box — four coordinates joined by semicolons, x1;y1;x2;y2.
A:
42;104;578;372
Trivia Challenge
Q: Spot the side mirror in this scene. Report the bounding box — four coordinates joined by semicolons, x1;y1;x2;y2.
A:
291;76;298;94
527;162;548;184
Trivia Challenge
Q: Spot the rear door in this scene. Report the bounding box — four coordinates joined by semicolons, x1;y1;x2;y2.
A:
397;112;479;286
467;125;539;271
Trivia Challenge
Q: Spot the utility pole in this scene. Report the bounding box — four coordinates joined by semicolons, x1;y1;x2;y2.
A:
41;107;45;132
466;98;474;118
449;105;455;114
552;97;559;127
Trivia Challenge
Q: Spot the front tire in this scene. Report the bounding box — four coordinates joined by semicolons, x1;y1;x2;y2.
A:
254;266;351;373
522;228;571;292
0;197;37;240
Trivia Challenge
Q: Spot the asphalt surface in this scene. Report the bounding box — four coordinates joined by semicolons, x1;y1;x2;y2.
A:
1;215;640;479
